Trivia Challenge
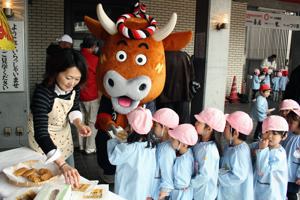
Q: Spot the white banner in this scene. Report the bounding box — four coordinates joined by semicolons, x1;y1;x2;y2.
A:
0;21;25;92
246;10;300;31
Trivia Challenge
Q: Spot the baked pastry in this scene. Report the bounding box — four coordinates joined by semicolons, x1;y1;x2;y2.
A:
73;183;90;192
16;190;37;200
40;171;53;181
14;167;29;176
22;169;36;178
27;174;41;183
83;188;103;198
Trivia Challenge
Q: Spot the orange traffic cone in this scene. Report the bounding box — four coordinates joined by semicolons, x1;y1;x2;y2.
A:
228;76;239;103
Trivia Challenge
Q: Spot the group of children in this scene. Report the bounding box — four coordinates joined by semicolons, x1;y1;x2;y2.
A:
106;98;300;200
251;67;289;102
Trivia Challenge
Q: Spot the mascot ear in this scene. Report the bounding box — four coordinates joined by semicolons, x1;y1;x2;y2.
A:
163;31;193;51
84;16;110;40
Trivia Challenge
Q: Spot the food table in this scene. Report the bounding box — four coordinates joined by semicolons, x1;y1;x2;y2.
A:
0;147;125;200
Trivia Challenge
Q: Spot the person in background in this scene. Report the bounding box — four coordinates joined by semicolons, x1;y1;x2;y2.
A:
260;67;271;87
261;54;277;70
168;124;198;200
151;108;179;200
218;111;254;200
252;84;275;140
271;71;282;102
107;107;156;200
78;35;100;154
28;48;91;188
191;108;225;200
279;70;289;100
57;34;73;49
251;68;261;101
254;115;288;200
279;99;300;119
281;109;300;200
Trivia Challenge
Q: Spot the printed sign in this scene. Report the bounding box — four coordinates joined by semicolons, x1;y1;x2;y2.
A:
0;21;24;92
246;10;300;31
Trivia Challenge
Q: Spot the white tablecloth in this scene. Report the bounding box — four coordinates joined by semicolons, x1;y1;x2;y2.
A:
0;147;125;200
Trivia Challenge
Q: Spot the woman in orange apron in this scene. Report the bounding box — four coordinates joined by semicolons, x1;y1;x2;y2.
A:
28;48;91;188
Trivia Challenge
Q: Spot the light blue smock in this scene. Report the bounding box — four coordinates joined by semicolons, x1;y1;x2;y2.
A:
170;148;194;200
279;76;289;91
272;77;280;91
151;140;176;200
191;141;219;200
249;141;259;170
107;138;156;200
281;132;300;183
252;75;260;90
254;146;288;200
263;74;270;86
218;142;254;200
252;95;268;122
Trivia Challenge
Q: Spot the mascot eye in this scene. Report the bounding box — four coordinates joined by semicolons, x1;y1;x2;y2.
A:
116;51;127;62
135;54;147;66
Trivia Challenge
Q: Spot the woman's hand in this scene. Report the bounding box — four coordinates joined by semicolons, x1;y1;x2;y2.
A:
77;124;92;137
60;162;80;188
73;118;92;137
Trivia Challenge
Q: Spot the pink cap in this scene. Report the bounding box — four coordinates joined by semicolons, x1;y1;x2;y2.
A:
225;111;253;135
127;107;153;135
280;99;300;111
277;72;282;77
262;115;289;133
291;109;300;117
254;68;260;75
168;124;198;146
152;108;179;129
194;107;226;132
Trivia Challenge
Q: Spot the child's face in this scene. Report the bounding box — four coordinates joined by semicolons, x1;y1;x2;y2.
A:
288;119;300;133
267;131;283;148
262;90;271;98
194;121;206;135
153;122;165;138
280;110;290;118
224;122;232;143
171;137;181;150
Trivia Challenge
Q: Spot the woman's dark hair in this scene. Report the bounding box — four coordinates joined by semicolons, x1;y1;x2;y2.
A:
43;48;87;87
81;35;97;49
127;132;157;148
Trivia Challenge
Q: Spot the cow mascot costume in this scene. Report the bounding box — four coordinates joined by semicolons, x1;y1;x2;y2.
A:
84;2;192;182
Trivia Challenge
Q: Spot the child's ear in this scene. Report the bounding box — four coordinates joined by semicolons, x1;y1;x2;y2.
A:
233;130;239;138
282;133;288;141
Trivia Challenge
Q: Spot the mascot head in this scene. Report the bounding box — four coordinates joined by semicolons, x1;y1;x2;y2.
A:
85;3;192;114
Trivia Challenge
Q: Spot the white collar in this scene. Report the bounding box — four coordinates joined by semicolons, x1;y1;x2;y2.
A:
54;84;71;95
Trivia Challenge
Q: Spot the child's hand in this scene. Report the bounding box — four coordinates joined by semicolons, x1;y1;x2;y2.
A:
296;179;300;185
259;139;269;149
158;191;169;200
268;108;275;114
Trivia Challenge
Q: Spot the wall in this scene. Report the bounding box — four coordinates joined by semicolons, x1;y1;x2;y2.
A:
227;1;247;95
28;0;64;93
202;0;232;111
140;0;196;55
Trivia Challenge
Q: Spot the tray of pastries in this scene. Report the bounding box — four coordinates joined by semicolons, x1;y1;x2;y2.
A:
2;160;61;187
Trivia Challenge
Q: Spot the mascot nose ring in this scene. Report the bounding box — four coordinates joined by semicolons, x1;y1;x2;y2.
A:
108;78;114;87
139;83;147;91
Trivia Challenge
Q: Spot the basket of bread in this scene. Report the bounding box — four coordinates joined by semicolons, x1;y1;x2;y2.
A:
2;160;61;187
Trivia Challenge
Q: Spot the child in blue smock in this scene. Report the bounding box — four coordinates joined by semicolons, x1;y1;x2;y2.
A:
261;67;271;87
191;107;225;200
252;84;274;140
272;71;282;102
281;109;300;200
151;108;179;200
279;99;300;119
254;115;288;200
107;107;156;200
169;124;198;200
218;111;254;200
251;68;261;101
279;70;289;99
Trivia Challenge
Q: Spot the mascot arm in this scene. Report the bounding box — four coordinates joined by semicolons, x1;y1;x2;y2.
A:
95;113;116;132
